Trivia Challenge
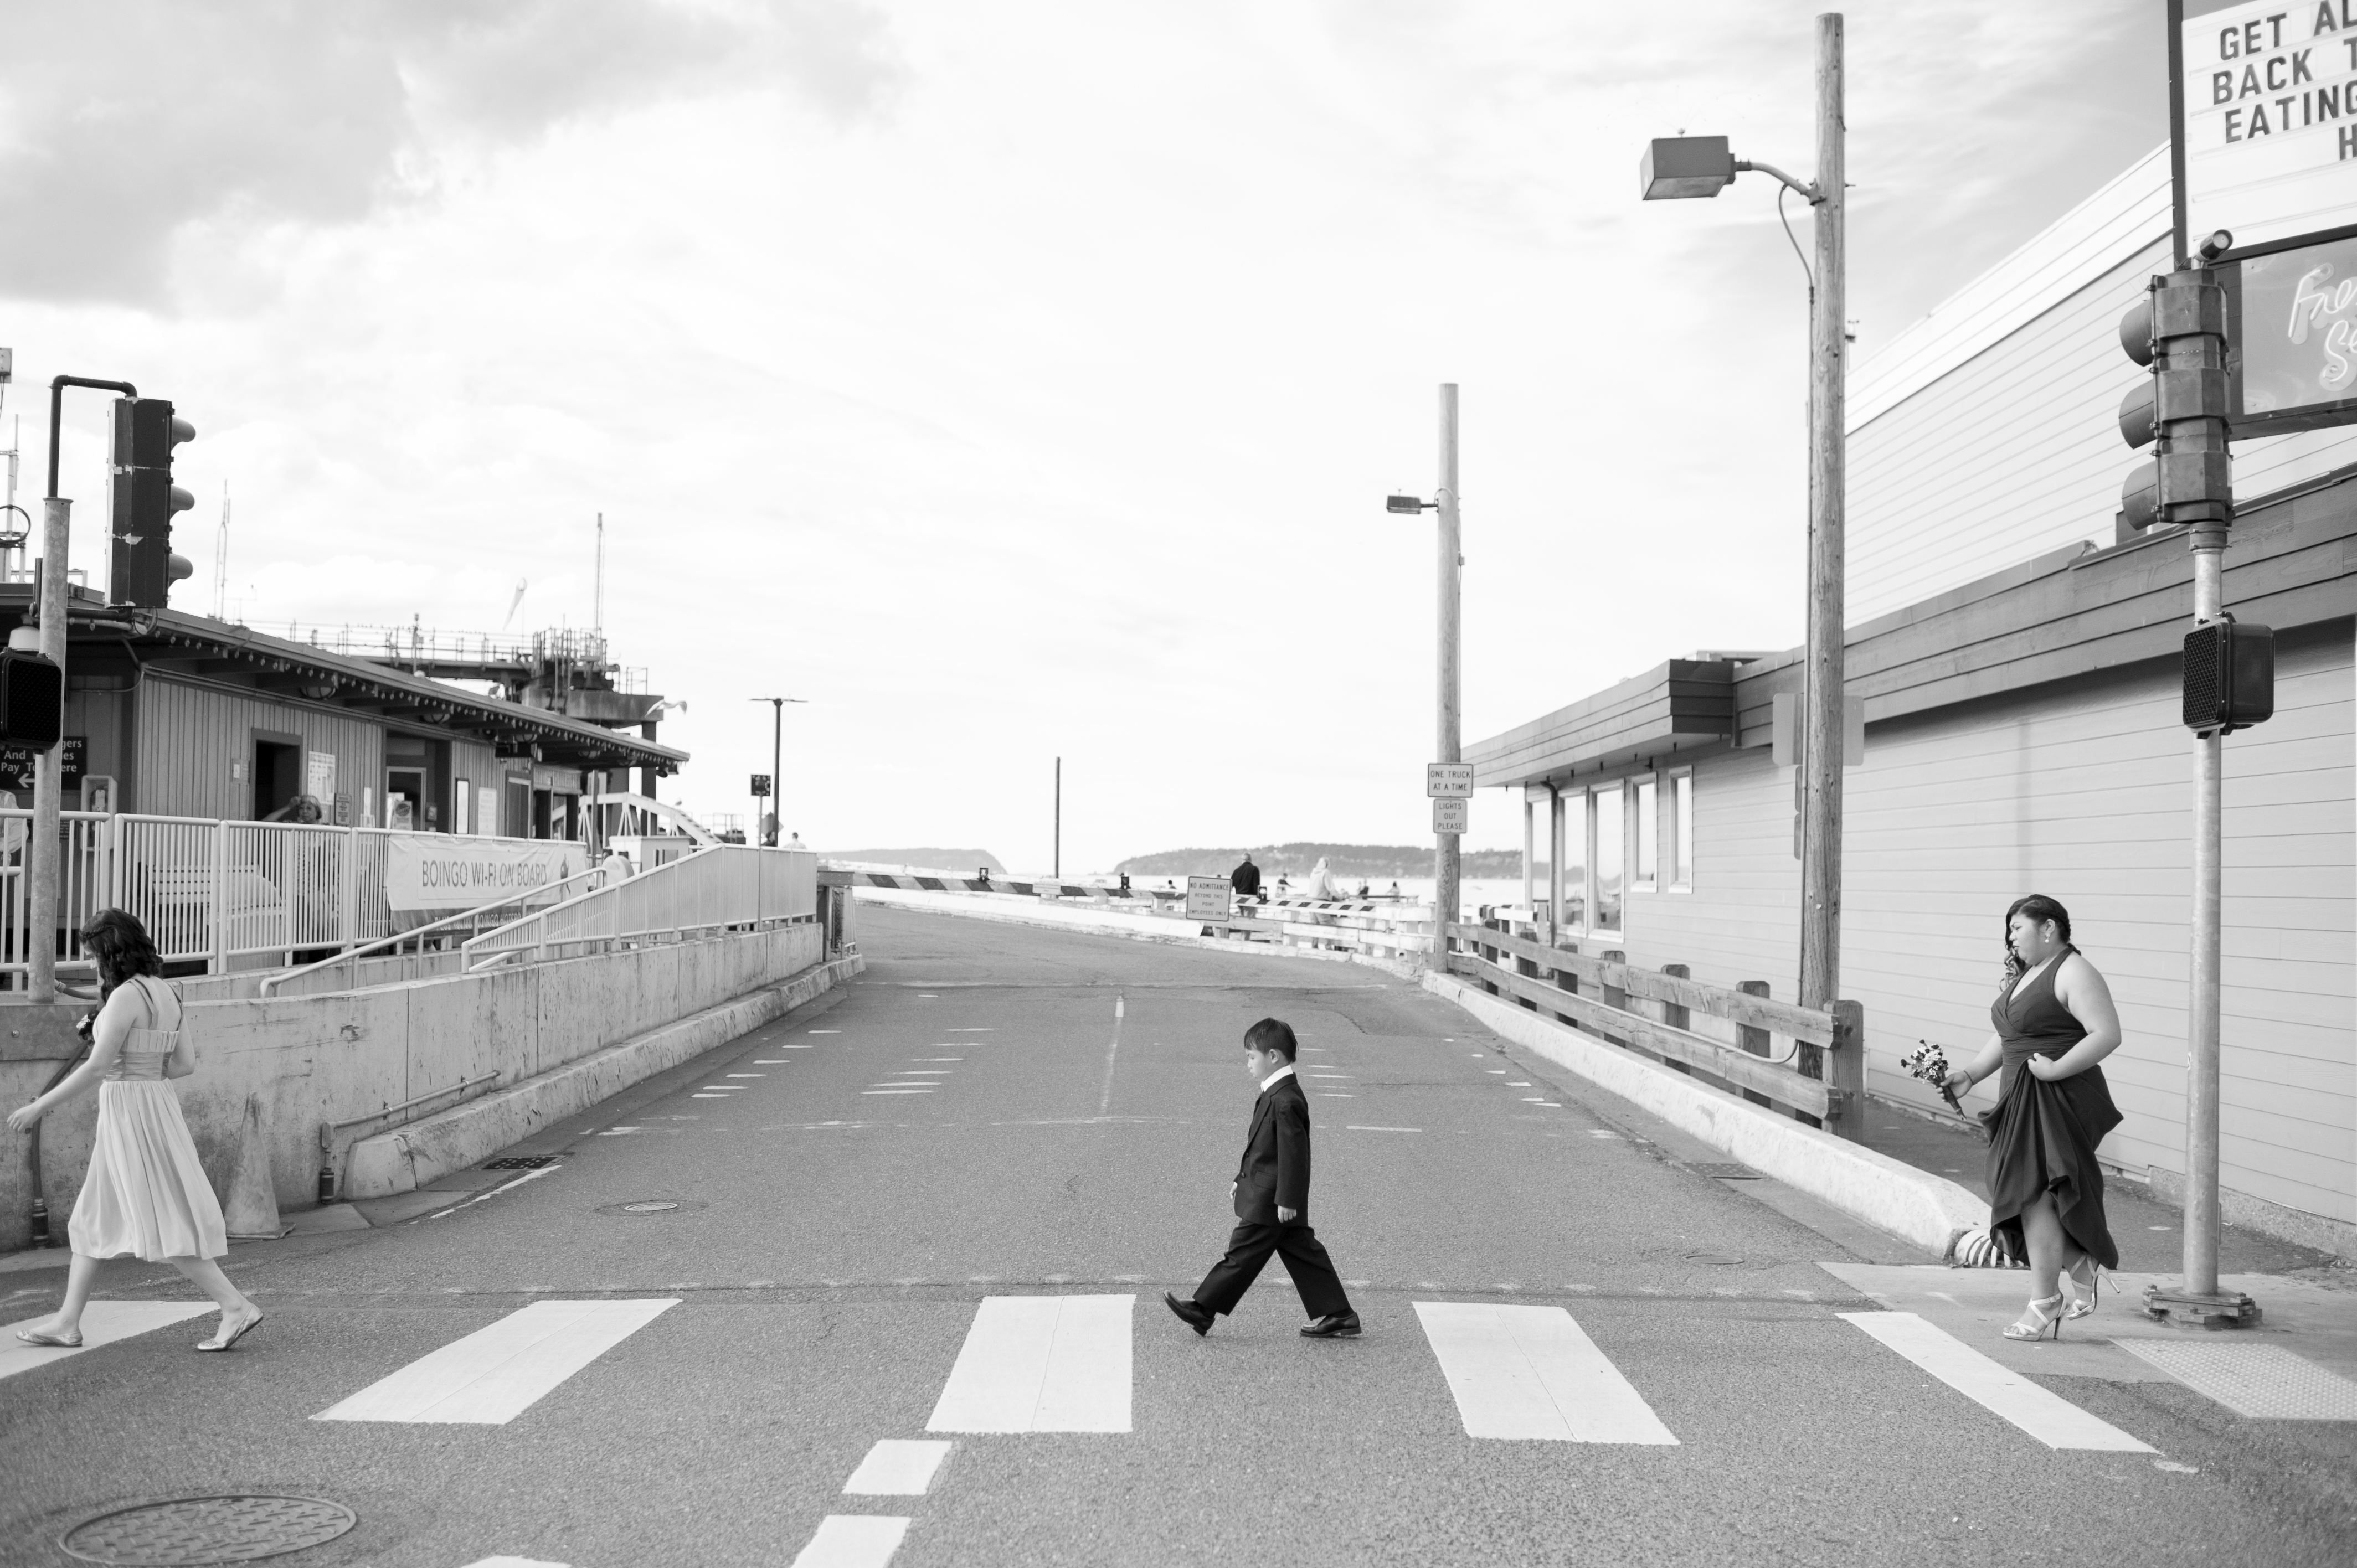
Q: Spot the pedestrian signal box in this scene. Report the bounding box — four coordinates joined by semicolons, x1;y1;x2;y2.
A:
750;773;772;797
2183;617;2273;736
0;648;65;749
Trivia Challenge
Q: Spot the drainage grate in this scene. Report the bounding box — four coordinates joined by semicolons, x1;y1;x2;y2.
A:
1689;1163;1761;1180
2113;1339;2357;1420
61;1495;356;1565
483;1156;560;1170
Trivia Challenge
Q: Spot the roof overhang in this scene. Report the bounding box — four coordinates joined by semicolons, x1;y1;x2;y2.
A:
1466;659;1737;790
2;594;688;776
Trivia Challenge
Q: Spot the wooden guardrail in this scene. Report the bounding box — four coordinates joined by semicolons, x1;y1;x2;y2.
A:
1445;921;1864;1138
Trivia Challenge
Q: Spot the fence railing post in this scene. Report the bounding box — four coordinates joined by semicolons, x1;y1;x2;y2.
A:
1828;999;1866;1142
341;824;359;954
1736;980;1772;1107
1660;963;1692;1076
210;821;229;974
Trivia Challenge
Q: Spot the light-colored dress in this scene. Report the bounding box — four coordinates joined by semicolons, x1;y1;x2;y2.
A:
67;975;228;1262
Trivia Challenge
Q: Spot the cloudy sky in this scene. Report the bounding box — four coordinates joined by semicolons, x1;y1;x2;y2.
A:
0;1;2168;870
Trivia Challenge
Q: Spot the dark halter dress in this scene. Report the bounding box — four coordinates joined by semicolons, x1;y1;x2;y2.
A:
1985;947;2122;1270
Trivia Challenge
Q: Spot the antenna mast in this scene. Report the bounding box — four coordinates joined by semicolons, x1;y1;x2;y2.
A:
212;484;230;621
593;512;605;634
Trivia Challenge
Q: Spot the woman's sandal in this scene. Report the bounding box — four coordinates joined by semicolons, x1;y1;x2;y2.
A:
196;1309;264;1353
2063;1257;2103;1319
2003;1293;2067;1341
14;1327;83;1348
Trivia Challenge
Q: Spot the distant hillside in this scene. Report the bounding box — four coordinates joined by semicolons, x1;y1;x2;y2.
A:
1115;842;1525;879
822;848;1006;875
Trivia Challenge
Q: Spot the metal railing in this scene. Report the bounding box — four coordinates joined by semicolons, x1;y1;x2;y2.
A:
258;868;602;998
462;844;817;970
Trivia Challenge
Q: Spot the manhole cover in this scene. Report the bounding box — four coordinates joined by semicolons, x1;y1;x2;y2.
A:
1682;1251;1745;1266
61;1495;356;1565
483;1156;560;1170
596;1198;707;1216
1690;1163;1761;1180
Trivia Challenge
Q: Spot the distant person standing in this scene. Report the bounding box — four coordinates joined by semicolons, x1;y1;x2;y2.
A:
1304;857;1341;900
1165;1018;1360;1340
7;911;264;1352
1231;852;1262;902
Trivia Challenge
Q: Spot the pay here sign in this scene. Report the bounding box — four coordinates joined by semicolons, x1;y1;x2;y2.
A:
2183;1;2357;252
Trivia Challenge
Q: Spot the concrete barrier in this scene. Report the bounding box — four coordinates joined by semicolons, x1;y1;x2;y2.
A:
344;953;861;1196
1427;972;1984;1255
3;922;829;1252
855;885;1416;976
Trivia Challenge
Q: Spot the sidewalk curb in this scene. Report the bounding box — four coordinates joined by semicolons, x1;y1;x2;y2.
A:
1427;972;1984;1256
855;885;1417;978
343;953;865;1199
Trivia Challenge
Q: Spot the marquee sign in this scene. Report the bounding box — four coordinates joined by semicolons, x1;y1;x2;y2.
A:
2183;1;2357;255
2228;230;2357;430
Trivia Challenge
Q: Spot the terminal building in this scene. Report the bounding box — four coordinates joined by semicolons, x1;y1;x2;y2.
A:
1466;147;2355;1259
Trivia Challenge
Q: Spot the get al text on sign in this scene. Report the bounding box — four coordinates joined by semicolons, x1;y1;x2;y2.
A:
2183;1;2357;252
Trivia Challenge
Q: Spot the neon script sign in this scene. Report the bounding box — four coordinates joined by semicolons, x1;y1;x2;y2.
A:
2231;233;2357;431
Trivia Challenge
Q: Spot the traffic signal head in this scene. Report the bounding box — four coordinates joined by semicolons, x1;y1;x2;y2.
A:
2116;272;2231;533
108;396;196;608
0;647;64;748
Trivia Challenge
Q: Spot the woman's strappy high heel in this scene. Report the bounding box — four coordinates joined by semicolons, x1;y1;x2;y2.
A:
2063;1256;2102;1320
2003;1293;2066;1341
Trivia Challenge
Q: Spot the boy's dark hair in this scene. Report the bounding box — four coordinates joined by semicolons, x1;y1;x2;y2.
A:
1244;1017;1297;1061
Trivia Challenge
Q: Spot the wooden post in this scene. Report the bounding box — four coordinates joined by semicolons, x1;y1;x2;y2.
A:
1547;784;1566;932
1601;949;1627;1013
1660;963;1692;1076
1827;999;1866;1142
1736;979;1772;1107
1521;796;1534;914
27;498;69;1002
1798;12;1847;1014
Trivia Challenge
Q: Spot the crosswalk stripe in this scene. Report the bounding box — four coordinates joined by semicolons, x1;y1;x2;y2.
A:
313;1298;678;1425
2;1301;215;1381
1413;1301;1679;1444
1839;1311;2157;1451
925;1294;1133;1433
843;1438;953;1495
789;1515;909;1567
458;1558;569;1567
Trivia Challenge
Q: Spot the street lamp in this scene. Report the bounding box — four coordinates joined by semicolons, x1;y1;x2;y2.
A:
1641;14;1847;1017
747;695;806;847
1386;386;1461;953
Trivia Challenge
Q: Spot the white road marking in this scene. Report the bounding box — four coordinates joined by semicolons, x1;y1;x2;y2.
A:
789;1516;909;1568
1413;1301;1678;1445
1347;1126;1420;1132
425;1164;563;1218
596;1127;642;1137
755;1060;792;1064
692;1093;730;1099
899;1071;954;1076
944;1028;994;1033
313;1298;678;1424
1839;1312;2157;1451
809;1030;841;1034
1506;1081;1532;1087
2;1301;215;1380
459;1558;569;1567
843;1438;953;1495
863;1089;932;1095
1317;1092;1356;1098
916;1058;963;1062
927;1294;1134;1433
727;1074;765;1079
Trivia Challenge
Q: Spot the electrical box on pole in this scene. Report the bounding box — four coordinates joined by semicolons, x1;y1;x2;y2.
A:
108;396;197;608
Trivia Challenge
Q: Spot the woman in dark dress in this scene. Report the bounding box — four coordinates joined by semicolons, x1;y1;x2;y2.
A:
1944;895;2124;1340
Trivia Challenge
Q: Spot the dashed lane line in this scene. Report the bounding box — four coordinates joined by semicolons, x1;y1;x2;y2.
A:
789;1516;910;1567
843;1438;953;1495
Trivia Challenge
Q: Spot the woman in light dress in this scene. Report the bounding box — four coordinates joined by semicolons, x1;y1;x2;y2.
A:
7;910;263;1352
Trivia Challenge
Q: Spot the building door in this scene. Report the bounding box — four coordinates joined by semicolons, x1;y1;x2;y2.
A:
254;740;301;819
385;768;425;832
505;778;531;839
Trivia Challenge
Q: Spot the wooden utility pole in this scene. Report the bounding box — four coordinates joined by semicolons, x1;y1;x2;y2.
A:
1797;14;1846;1012
1435;384;1463;941
1053;756;1061;881
28;495;68;1003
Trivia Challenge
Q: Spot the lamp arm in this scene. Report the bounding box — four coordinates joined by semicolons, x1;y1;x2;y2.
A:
1735;159;1819;203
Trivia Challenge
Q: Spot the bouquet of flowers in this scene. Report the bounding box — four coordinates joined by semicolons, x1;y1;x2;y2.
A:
1899;1039;1963;1113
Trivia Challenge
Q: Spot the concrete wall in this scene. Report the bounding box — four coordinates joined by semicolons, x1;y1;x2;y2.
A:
0;922;823;1252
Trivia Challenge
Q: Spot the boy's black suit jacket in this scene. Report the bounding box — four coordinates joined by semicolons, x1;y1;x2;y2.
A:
1232;1071;1313;1223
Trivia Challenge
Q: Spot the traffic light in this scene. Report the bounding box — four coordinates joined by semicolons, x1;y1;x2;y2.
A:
2117;271;2232;532
0;646;64;747
108;396;197;608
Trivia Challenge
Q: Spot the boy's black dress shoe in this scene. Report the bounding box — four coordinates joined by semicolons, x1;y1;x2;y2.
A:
1164;1291;1214;1336
1300;1311;1361;1338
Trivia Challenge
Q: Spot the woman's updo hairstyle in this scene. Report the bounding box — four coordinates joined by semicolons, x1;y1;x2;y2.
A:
81;908;164;991
2000;893;2075;984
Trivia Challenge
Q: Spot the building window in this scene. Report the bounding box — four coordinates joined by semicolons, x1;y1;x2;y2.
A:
1633;776;1659;893
1670;769;1694;891
1590;785;1623;936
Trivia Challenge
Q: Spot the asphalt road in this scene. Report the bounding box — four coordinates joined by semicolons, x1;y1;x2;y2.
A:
2;904;2351;1567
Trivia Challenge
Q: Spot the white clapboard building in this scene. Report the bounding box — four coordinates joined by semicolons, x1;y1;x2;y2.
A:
1466;146;2355;1260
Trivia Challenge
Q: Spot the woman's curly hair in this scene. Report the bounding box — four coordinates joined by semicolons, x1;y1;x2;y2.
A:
81;908;164;992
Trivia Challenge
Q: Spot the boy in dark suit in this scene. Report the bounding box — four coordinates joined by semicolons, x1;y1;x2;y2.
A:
1165;1018;1360;1338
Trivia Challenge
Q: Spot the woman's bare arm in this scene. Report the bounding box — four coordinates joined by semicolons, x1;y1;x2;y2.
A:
1948;1030;2004;1098
5;988;134;1132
